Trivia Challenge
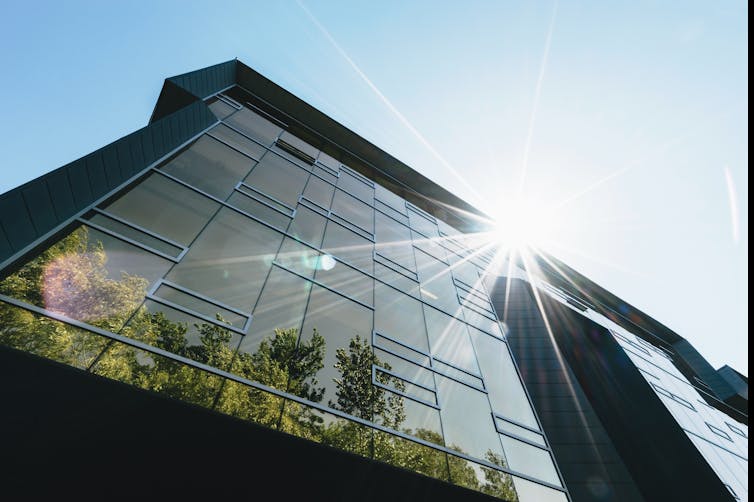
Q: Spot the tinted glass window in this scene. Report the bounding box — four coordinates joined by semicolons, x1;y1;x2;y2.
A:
298;285;373;414
375;282;429;354
470;330;538;428
244;151;310;208
321;220;374;274
105;173;219;246
225;108;282;146
160;135;255;200
167;208;282;312
331;189;374;234
209;123;267;159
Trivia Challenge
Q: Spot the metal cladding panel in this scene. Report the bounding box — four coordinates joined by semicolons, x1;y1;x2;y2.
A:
85;155;108;195
0;100;217;267
0;191;37;252
672;339;736;401
491;278;642;501
127;136;146;177
0;226;11;258
66;159;93;208
139;128;156;165
492;277;733;502
167;59;236;99
45;170;76;220
21;182;58;235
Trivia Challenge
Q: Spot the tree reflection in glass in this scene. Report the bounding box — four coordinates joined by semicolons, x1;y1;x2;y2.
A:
0;226;520;501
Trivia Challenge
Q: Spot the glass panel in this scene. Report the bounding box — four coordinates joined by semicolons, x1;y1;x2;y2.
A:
0;302;109;370
225;107;282;146
453;258;483;288
433;359;484;389
160;135;255;200
415;248;460;313
121;299;241;370
226;191;291;231
463;307;505;339
288;204;327;248
447;453;520;501
215;378;285;430
280;399;373;459
375;183;407;215
424;307;479;374
412;229;447;264
90;340;224;410
374;262;420;298
303;175;335;209
244;151;310;207
316;151;340;173
376;199;409;226
105;173;220;246
495;417;546;447
321;220;374;274
298;285;373;416
338;169;374;204
275;237;321;279
279;131;319;160
0;225;171;332
209;123;267;159
408;208;438;238
373;333;430;366
207;98;236;120
511;477;568;502
373;430;449;482
436;374;505;465
470;330;538;428
500;435;561;486
438;219;462;237
374;282;429;353
374;348;434;389
375;368;437;405
88;213;183;258
233;266;312;394
314;258;373;307
331;189;374;234
375;212;415;272
153;283;247;329
271;143;315;167
313;165;338;184
166;208;282;312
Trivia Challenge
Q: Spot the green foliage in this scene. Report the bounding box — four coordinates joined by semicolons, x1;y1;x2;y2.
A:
330;335;405;428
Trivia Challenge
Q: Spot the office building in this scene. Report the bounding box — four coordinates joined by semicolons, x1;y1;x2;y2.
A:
0;60;747;501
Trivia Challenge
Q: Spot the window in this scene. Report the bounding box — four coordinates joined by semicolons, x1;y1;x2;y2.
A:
651;382;696;411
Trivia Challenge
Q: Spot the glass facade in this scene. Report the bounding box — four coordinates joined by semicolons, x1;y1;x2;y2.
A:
538;281;749;501
0;92;567;501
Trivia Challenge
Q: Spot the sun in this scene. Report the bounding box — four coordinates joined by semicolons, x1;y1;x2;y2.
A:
488;196;554;251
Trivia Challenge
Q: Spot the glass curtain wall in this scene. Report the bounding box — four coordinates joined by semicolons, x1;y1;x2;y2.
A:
0;91;567;502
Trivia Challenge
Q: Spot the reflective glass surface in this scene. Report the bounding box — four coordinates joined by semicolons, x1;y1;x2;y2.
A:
160;135;255;200
244;151;310;208
225;107;282;146
0;95;560;501
166;208;282;312
209;123;268;160
105;173;220;246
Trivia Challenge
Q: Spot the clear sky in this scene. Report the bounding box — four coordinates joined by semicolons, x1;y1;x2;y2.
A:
0;1;747;375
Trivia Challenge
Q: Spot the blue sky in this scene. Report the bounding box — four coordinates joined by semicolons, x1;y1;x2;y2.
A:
0;1;747;374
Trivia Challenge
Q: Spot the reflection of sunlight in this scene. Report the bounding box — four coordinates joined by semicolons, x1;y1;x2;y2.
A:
319;254;337;271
